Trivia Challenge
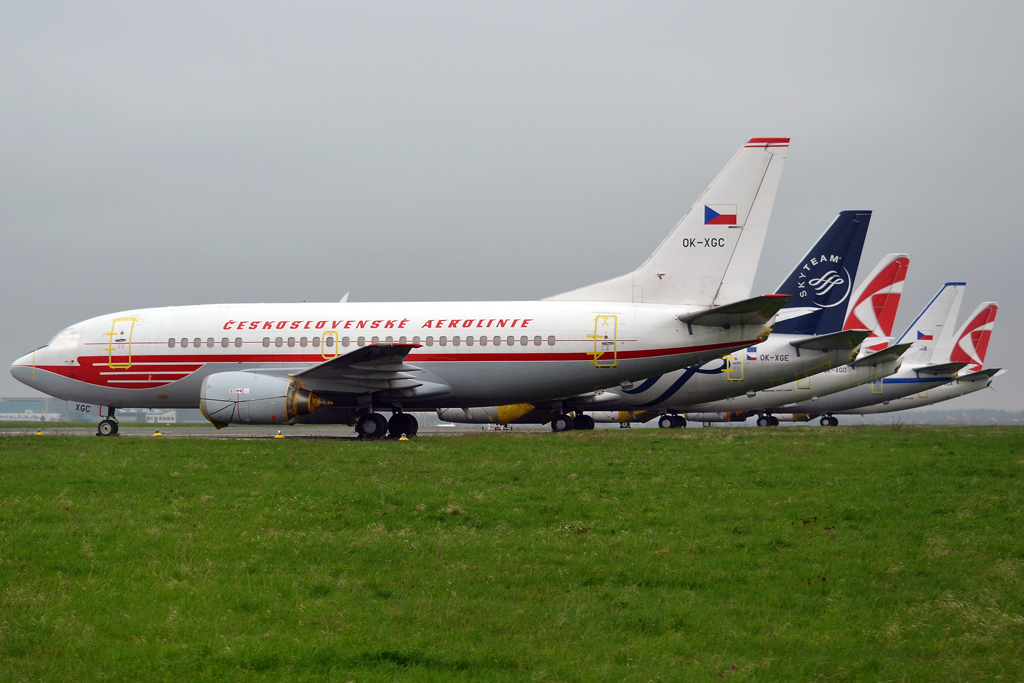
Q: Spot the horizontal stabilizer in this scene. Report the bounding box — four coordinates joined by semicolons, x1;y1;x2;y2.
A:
292;343;423;390
958;367;1001;382
915;362;968;377
851;342;912;368
678;294;790;328
789;329;871;353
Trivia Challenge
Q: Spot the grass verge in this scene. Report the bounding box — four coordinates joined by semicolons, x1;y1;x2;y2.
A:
2;426;1023;681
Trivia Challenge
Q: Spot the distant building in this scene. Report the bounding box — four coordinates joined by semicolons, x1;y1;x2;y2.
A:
145;411;177;424
0;410;63;422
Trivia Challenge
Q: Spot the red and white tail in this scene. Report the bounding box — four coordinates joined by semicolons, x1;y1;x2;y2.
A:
947;302;998;373
842;253;910;352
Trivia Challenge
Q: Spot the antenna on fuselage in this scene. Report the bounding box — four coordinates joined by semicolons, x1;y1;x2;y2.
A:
340;292;350;303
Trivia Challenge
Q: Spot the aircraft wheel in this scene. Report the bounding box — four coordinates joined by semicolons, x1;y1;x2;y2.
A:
769;416;780;427
357;413;387;439
97;419;117;437
829;416;839;427
388;413;416;438
676;416;687;428
551;414;574;432
756;416;771;427
658;415;675;429
574;414;595;430
406;413;419;436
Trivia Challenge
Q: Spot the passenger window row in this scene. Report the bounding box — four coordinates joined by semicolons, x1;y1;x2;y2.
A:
168;335;559;349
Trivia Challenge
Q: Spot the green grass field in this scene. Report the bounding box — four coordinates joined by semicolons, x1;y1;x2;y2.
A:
2;427;1023;681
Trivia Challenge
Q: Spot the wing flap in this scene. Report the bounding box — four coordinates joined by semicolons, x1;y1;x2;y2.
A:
292;343;424;390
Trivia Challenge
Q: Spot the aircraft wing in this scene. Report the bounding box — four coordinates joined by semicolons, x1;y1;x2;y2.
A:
678;294;791;328
914;362;968;377
850;342;912;368
292;343;423;390
789;329;871;354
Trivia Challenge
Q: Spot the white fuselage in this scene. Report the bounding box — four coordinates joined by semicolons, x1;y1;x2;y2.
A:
832;370;996;415
769;363;958;414
680;356;903;415
11;301;769;412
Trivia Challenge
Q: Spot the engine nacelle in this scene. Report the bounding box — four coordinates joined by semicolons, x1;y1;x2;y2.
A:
200;372;330;428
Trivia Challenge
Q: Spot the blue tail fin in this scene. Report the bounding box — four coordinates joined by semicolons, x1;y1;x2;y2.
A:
769;210;871;335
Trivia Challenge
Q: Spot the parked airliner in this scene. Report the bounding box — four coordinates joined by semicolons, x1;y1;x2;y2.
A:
440;209;878;429
12;138;790;438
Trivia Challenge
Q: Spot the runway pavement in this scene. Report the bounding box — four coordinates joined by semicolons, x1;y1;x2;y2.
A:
0;423;547;439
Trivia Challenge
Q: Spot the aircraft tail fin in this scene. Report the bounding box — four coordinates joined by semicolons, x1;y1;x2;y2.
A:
943;301;998;373
769;210;871;336
893;282;965;365
546;137;788;305
842;253;910;352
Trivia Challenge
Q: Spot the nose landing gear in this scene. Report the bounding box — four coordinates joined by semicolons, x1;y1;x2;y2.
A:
97;407;119;437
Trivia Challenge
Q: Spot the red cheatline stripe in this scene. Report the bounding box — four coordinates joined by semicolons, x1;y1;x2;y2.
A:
746;137;790;144
30;337;762;388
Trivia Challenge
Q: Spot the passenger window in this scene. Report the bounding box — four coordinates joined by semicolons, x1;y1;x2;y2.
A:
465;336;473;346
399;336;407;344
299;337;308;347
493;336;501;346
385;336;394;343
274;337;283;347
312;337;320;348
453;336;461;346
207;338;214;348
168;338;175;348
371;336;380;344
328;337;337;347
479;335;486;346
412;336;421;344
339;337;347;347
520;336;529;346
534;336;542;346
221;338;229;348
357;336;366;346
234;338;242;348
194;338;201;347
425;336;434;346
262;337;270;347
548;335;556;346
287;337;295;347
439;336;447;347
180;338;189;348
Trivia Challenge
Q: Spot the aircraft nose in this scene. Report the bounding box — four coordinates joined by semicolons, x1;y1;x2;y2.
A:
10;352;36;387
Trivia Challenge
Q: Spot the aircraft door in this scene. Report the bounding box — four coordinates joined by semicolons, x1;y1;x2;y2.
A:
870;379;884;394
106;317;138;370
589;315;619;368
725;352;744;381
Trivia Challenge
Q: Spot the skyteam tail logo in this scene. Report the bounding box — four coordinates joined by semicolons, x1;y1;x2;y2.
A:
705;205;738;225
796;253;852;309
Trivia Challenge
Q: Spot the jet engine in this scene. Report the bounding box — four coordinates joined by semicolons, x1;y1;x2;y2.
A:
200;372;330;428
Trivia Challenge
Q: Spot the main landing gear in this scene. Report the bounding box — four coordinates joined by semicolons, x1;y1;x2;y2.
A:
551;412;596;432
756;414;780;427
355;411;419;439
820;415;839;427
657;414;686;429
97;408;119;437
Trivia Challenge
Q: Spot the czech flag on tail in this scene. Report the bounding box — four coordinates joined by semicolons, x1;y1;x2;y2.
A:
917;331;933;340
705;205;738;225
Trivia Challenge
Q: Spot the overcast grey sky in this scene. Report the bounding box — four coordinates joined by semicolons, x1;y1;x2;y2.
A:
2;1;1021;409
